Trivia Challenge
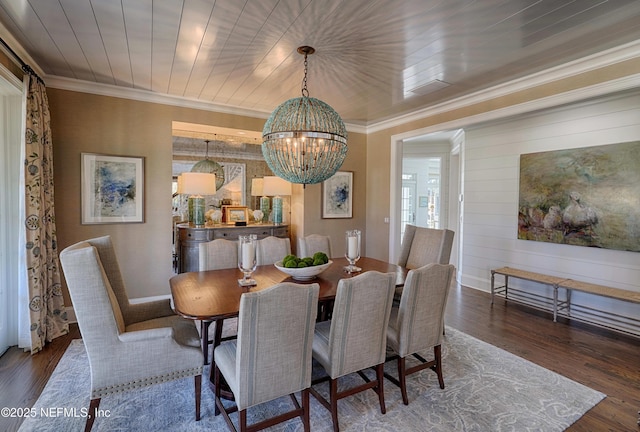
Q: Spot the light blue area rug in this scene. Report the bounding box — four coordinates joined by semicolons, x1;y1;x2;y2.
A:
18;327;604;431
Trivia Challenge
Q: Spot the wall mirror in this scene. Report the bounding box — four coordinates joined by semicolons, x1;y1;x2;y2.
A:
171;122;271;223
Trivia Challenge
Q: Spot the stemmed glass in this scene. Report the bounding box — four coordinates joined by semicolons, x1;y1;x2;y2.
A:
344;229;362;273
237;234;257;286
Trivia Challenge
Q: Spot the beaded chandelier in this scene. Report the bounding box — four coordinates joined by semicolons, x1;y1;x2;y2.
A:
262;46;348;185
190;139;225;190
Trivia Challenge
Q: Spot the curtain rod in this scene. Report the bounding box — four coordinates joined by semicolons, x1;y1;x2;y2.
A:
0;36;45;85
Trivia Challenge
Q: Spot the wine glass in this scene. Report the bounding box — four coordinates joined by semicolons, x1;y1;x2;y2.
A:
344;229;362;273
237;234;257;286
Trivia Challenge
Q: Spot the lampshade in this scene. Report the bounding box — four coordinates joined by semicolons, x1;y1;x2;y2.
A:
251;178;264;196
262;46;347;186
191;139;225;190
180;172;217;196
262;176;291;196
176;174;184;194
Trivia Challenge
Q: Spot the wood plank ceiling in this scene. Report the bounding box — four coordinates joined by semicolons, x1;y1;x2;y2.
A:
0;0;639;126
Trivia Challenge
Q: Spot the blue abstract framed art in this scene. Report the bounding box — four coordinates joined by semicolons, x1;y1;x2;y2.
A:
81;153;144;224
322;171;353;219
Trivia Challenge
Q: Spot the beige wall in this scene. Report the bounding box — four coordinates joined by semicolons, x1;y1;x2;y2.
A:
297;131;367;258
48;88;368;301
49;89;265;302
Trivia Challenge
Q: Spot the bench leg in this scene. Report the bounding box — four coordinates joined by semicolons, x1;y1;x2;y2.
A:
566;289;572;317
491;271;495;304
553;285;558;322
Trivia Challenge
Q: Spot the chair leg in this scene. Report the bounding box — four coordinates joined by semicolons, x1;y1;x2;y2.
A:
194;374;202;421
330;378;340;432
302;388;311;432
240;409;247;432
434;345;445;389
397;356;409;405
214;366;221;416
85;398;101;432
375;363;386;414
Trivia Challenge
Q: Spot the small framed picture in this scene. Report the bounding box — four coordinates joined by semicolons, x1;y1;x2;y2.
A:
322;171;353;219
224;206;249;224
81;153;144;224
419;196;428;207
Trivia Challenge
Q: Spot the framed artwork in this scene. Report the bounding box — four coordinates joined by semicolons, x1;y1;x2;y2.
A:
419;196;428;207
518;141;640;252
322;171;353;219
81;153;144;224
223;206;249;224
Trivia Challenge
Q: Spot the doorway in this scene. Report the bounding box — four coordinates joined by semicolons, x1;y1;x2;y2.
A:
0;67;23;355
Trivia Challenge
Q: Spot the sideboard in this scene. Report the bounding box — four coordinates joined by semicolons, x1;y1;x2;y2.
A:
176;223;290;273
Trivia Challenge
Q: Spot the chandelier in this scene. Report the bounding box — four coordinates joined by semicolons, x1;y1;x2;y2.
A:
191;139;225;190
262;46;348;185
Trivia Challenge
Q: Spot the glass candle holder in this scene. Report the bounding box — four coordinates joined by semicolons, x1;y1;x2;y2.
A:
238;234;257;286
344;229;362;273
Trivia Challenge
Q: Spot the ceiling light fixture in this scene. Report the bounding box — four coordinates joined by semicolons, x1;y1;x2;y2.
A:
262;46;348;186
190;138;225;190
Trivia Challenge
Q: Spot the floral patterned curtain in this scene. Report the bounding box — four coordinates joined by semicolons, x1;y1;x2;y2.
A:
23;69;68;353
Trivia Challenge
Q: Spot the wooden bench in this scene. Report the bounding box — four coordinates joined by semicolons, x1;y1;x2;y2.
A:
491;266;640;336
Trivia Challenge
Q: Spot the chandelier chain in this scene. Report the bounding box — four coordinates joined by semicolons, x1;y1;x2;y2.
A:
301;52;309;97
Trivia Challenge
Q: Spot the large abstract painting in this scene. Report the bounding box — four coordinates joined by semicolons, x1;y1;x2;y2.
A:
518;141;640;252
82;153;144;224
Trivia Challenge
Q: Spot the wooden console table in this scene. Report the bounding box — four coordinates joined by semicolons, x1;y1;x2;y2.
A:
176;223;289;273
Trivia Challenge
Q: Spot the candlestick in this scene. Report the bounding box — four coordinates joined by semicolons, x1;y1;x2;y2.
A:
344;229;361;273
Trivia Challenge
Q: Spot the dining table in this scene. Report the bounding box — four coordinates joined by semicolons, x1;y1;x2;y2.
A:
169;256;408;392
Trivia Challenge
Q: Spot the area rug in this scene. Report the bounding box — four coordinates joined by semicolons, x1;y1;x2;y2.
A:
18;327;604;431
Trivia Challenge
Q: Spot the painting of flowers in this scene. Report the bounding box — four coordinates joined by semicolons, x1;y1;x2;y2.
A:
518;141;640;252
322;171;353;218
82;153;144;224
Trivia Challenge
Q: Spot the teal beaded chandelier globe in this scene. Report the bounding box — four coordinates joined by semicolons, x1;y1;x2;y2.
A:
190;139;225;190
262;46;348;185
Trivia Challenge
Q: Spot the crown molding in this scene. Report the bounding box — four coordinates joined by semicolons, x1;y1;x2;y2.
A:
366;39;640;134
43;40;640;137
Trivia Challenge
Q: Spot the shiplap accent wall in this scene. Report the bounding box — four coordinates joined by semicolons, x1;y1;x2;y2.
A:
460;89;640;326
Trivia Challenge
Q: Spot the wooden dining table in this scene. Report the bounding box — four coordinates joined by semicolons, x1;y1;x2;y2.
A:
169;256;408;389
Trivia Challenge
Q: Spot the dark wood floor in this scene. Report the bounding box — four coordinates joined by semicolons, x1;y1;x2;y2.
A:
1;284;638;432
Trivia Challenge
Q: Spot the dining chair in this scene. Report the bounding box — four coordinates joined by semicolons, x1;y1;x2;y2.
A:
213;282;319;432
396;225;454;303
397;224;455;269
60;236;203;432
298;233;332;258
198;239;239;364
386;263;455;405
256;236;291;265
310;271;396;432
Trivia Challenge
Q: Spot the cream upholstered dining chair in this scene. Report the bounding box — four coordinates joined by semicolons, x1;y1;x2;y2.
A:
386;263;455;405
213;282;319;432
59;236;203;432
198;239;239;364
310;271;396;432
298;234;332;258
396;225;454;301
397;224;455;269
256;236;291;265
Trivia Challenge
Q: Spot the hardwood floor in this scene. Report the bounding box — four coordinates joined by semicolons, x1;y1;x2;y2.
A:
1;284;638;432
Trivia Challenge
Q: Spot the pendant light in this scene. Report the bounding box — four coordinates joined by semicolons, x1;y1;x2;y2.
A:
262;46;348;186
191;138;225;190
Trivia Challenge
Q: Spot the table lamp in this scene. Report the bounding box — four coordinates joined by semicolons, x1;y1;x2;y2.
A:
262;176;292;225
251;177;269;222
180;172;217;227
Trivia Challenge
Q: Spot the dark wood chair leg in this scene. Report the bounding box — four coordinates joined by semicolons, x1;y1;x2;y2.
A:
240;409;247;432
214;366;221;416
330;378;340;432
195;374;201;421
85;398;101;432
302;388;311;432
434;345;445;389
375;363;386;414
397;356;409;405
